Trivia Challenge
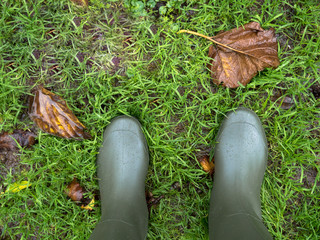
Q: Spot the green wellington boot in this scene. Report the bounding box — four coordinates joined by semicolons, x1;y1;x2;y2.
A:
209;107;272;240
90;116;149;240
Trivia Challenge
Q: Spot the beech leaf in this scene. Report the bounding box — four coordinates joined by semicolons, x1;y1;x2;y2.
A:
66;178;84;202
29;87;92;140
178;22;280;88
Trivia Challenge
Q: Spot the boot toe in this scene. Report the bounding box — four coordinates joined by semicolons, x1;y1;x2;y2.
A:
105;116;144;137
102;116;148;150
225;108;263;130
218;107;267;147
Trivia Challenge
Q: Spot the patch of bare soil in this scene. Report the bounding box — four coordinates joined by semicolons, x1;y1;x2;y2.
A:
0;152;22;183
0;129;36;185
292;166;320;188
309;81;320;99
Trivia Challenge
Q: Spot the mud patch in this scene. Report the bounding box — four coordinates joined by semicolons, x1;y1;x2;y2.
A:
173;120;187;137
309;81;320;99
0;129;36;184
304;167;319;187
271;89;295;110
291;166;319;188
195;144;211;160
0;152;30;185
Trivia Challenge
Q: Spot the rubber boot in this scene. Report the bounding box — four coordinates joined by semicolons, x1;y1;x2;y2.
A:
209;107;272;240
90;116;149;240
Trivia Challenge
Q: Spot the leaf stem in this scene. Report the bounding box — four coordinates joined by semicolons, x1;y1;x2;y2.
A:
177;29;248;55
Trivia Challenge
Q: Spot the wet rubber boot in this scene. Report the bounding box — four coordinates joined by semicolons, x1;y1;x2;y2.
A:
90;116;149;240
209;107;272;240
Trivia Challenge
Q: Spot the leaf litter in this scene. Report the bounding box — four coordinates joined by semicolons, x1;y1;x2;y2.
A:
2;86;93;214
178;22;280;88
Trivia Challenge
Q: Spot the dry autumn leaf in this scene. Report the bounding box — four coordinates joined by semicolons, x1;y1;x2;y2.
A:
29;87;91;140
66;178;94;210
198;155;215;175
178;22;280;88
0;130;36;151
67;178;84;201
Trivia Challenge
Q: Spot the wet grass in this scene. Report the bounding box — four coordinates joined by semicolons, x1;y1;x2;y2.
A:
0;0;319;239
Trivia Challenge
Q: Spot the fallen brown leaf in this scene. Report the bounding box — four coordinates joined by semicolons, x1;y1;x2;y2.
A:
66;178;84;202
198;155;215;175
178;22;280;88
0;130;36;151
66;178;94;210
29;87;91;140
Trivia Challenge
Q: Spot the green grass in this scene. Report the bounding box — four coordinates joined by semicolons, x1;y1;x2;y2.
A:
0;0;319;239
